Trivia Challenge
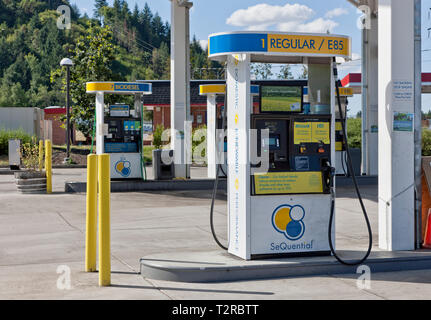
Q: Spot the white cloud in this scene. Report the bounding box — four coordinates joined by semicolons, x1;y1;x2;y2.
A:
352;52;361;61
325;8;349;19
227;2;342;34
199;40;208;50
226;3;314;28
278;18;339;33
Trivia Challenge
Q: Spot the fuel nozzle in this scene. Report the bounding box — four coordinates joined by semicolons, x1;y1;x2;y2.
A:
322;160;335;191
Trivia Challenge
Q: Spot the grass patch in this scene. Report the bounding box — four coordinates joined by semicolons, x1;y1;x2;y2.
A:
261;96;301;112
0;155;8;166
143;145;155;163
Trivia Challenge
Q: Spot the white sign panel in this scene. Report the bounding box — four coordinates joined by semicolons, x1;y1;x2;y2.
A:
227;54;251;260
250;194;333;255
393;80;413;105
110;153;142;179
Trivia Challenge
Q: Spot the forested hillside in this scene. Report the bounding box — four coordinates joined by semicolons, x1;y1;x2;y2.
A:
0;0;217;108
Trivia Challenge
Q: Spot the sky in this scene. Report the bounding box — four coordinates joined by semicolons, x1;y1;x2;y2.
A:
71;0;431;116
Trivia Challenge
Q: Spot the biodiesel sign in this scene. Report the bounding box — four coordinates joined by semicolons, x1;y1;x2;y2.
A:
209;32;351;59
86;82;152;94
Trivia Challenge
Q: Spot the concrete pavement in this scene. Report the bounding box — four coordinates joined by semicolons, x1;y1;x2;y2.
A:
1;168;431;300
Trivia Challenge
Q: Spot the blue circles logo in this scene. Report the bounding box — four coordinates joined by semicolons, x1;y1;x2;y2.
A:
272;204;306;241
115;160;131;177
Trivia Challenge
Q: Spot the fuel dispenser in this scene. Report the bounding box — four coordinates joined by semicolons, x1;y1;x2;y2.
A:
86;82;152;180
207;31;372;263
104;104;144;179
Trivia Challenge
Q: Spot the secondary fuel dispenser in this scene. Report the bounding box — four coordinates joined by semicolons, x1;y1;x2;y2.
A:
86;81;152;180
208;31;354;260
104;104;144;179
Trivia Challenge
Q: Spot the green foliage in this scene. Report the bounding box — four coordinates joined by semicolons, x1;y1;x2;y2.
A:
251;63;273;80
0;0;173;109
278;65;294;80
0;129;33;155
423;129;431;156
94;0;108;22
190;36;224;80
152;124;165;150
152;42;170;79
346;118;362;149
0;0;78;108
143;145;154;163
21;136;41;171
51;24;119;138
192;125;207;164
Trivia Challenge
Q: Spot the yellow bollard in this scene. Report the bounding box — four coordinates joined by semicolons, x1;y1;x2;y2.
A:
38;140;44;171
98;154;111;286
85;154;98;272
45;140;52;194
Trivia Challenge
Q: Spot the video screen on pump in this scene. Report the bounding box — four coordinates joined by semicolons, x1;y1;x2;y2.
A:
260;86;302;113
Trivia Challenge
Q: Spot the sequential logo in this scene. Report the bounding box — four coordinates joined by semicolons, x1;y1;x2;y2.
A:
272;204;306;241
115;159;131;177
270;240;314;252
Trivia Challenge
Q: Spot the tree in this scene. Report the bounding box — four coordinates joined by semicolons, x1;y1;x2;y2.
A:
251;63;273;80
0;1;171;110
278;65;293;80
347;118;362;149
94;0;108;24
51;24;119;138
152;42;170;79
300;65;308;79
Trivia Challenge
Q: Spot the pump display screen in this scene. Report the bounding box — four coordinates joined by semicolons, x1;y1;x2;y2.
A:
260;86;303;113
264;135;281;150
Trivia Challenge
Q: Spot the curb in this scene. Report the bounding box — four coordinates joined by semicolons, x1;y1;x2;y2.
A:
140;250;431;283
64;175;377;194
65;179;228;193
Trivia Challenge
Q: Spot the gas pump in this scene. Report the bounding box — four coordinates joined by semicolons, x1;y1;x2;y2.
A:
86;81;152;180
207;31;372;263
104;104;144;179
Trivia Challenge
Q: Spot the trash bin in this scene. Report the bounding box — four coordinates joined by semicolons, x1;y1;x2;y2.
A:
152;149;175;180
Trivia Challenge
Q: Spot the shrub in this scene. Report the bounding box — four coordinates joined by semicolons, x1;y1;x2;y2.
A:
346;118;362;149
152;124;165;150
423;128;431;156
192;125;207;164
21;137;42;171
0;129;33;156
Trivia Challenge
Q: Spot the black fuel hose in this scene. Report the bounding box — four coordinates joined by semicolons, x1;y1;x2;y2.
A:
210;89;228;251
329;58;373;265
